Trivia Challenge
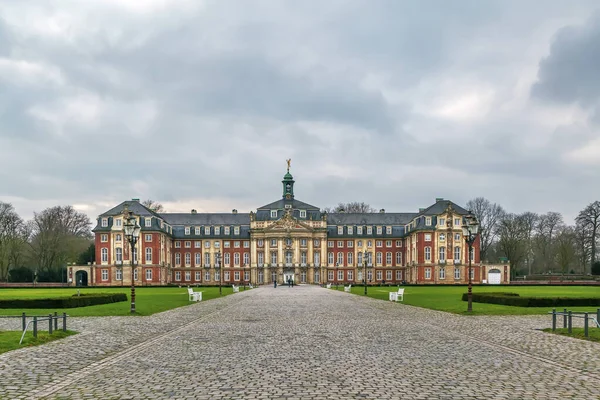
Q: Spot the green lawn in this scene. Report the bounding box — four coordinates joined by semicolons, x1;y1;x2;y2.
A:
331;285;600;315
543;328;600;343
0;330;78;355
0;286;238;317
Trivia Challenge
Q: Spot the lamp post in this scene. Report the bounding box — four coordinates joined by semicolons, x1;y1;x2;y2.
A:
462;212;479;313
216;250;222;295
363;250;369;295
124;209;141;314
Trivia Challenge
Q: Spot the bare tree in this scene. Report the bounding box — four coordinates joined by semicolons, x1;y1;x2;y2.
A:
142;199;165;213
519;212;538;275
466;197;505;262
322;202;377;213
574;219;593;272
496;213;528;277
555;226;577;275
534;212;564;273
29;206;92;273
0;202;26;281
575;201;600;273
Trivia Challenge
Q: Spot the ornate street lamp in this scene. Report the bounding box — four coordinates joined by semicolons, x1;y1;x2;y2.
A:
462;212;480;313
362;250;369;295
123;208;141;313
215;250;222;295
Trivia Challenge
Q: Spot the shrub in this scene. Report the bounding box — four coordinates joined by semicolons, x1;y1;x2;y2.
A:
461;292;600;307
0;293;127;309
592;261;600;276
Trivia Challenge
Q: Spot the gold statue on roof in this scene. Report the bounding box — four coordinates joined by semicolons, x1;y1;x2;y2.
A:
286;158;291;172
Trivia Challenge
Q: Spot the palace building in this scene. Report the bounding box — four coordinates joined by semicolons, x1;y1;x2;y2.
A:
81;165;509;287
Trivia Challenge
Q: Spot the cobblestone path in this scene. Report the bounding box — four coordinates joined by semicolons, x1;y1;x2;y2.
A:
1;285;599;399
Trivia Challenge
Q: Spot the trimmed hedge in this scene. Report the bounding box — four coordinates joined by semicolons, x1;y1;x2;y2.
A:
462;292;600;307
0;293;127;309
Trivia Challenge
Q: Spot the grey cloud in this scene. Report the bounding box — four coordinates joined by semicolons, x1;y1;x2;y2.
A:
531;13;600;106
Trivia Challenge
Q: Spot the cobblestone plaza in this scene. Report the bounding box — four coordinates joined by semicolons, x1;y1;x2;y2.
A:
1;286;599;399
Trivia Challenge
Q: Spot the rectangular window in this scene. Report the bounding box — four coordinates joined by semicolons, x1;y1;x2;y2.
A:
376;240;383;247
424;234;432;242
396;240;402;247
204;253;211;266
271;210;277;218
101;248;108;262
367;227;372;235
116;269;122;281
376;226;382;235
454;268;460;280
175;253;181;265
175;271;181;281
337;270;343;281
425;217;431;226
175;241;181;248
347;240;353;248
376;270;382;280
314;252;320;267
224;271;230;281
101;269;108;281
396;270;402;281
300;239;307;247
115;219;122;227
386;227;392;235
195;227;201;235
425;268;431;279
224;241;230;248
234;271;240;281
185;253;191;265
145;247;152;263
396;252;402;265
243;252;249;265
300;210;306;218
195;241;201;248
328;241;334;248
204;241;210;248
215;271;220;281
234;241;240;248
185;227;190;235
439;218;445;227
101;218;108;227
337;241;344;248
439;247;446;262
116;234;122;242
347;226;353;235
425;247;431;261
328;252;334;265
386;270;392;280
386;252;392;265
205;271;210;281
336;252;344;265
376;252;383;264
185;271;191;281
146;269;152;281
234;226;240;235
455;233;461;241
101;234;108;242
195;271;201;281
145;218;151;227
214;227;220;235
454;218;461;227
347;252;353;265
357;226;363;235
205;226;211;235
258;252;264;265
367;240;372;247
301;251;307;264
224;226;230;235
367;270;373;281
271;252;278;265
195;253;201;265
337;226;343;235
145;234;152;242
440;268;446;279
185;241;191;248
234;253;240;265
214;241;220;248
386;240;392;247
271;239;277;247
328;271;334;281
116;248;123;263
357;240;362;247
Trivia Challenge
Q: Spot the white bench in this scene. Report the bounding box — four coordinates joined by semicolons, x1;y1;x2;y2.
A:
249;284;254;289
187;287;202;302
326;283;332;289
389;288;404;302
344;284;352;292
232;285;240;293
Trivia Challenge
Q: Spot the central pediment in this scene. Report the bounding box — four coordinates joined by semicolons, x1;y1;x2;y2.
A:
267;211;312;232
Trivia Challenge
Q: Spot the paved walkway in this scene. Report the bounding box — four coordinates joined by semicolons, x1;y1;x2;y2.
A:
0;285;599;399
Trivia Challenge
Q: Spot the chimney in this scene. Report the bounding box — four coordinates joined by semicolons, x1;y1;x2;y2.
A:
232;209;238;214
191;209;197;214
435;198;444;202
339;208;345;213
379;209;385;213
132;198;140;202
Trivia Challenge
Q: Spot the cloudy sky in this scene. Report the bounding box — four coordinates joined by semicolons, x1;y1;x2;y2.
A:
1;0;599;224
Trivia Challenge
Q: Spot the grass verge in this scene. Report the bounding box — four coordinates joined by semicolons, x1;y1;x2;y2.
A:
542;328;600;343
0;330;77;355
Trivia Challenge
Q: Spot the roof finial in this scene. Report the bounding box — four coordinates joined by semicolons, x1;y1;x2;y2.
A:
286;158;291;172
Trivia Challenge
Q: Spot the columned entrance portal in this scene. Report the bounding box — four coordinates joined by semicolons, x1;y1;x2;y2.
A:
284;270;295;283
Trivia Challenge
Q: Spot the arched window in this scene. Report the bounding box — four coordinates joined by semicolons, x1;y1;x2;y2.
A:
234;252;240;265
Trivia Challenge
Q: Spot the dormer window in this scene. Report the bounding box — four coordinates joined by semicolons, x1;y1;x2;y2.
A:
195;227;200;235
115;219;122;227
101;218;108;227
185;227;190;235
204;226;210;235
271;210;277;218
386;226;392;235
376;226;382;235
439;218;446;227
214;226;221;235
348;226;353;235
337;226;343;235
284;204;292;209
426;217;432;226
234;226;240;235
357;226;363;235
300;210;306;218
367;227;373;235
224;227;230;235
145;218;151;227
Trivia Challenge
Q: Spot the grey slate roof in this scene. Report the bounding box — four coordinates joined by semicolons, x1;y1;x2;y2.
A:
257;199;320;211
417;200;469;216
160;213;251;226
101;200;161;218
326;213;417;225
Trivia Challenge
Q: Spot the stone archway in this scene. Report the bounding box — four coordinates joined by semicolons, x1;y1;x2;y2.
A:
75;270;89;286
